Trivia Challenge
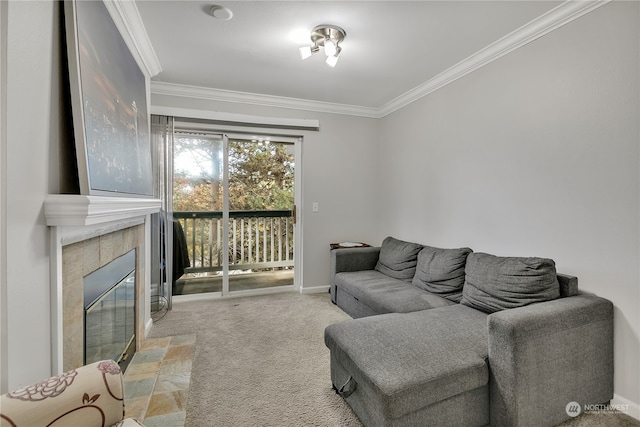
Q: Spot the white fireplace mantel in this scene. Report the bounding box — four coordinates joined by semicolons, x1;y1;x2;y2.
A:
45;194;162;227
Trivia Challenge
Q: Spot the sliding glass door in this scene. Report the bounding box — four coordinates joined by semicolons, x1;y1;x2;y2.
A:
227;137;295;292
171;131;295;297
172;133;225;296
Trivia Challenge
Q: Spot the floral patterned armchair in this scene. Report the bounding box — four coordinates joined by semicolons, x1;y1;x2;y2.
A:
0;360;144;427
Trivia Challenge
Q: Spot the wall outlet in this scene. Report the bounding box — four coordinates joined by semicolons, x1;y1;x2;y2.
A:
312;202;319;212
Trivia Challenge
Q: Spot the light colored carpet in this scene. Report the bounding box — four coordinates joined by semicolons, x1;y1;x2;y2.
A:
148;292;639;427
559;411;640;427
148;292;362;426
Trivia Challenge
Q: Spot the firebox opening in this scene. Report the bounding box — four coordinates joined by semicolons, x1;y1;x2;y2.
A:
84;249;136;373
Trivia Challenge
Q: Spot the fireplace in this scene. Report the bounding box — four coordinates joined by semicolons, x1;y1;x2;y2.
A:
45;194;162;374
84;249;136;372
58;223;145;372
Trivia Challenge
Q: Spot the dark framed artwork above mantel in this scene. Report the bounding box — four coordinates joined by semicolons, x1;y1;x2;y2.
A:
64;0;153;197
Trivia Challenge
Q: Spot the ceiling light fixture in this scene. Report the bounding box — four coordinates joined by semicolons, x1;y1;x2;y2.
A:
299;24;346;67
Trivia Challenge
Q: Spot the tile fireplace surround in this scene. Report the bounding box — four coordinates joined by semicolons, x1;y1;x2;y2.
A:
45;195;161;374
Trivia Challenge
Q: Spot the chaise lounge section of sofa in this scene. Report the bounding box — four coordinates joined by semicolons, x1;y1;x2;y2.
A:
325;236;613;427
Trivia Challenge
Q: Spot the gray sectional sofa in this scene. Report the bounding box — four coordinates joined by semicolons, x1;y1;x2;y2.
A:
325;236;614;427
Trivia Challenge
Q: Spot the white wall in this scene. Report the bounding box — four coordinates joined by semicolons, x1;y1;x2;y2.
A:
0;0;8;394
151;95;381;290
3;1;64;389
379;1;639;415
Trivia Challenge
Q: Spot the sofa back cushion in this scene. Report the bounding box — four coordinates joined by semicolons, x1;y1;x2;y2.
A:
374;236;423;281
461;252;560;313
412;246;473;302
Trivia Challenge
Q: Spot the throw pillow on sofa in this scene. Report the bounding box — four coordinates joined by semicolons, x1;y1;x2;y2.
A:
374;236;423;282
461;252;560;313
412;246;473;302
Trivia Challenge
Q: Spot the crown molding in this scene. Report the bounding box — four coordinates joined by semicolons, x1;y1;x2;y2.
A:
378;0;611;117
151;81;380;118
149;0;609;118
105;0;162;77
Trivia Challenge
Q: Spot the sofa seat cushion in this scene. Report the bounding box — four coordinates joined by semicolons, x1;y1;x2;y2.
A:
374;236;423;281
461;252;560;313
336;270;454;314
325;304;489;420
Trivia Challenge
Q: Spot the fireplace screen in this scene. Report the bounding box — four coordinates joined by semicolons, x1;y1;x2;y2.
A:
84;250;136;369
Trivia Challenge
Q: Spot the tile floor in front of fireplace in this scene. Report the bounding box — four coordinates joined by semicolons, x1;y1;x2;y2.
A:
123;333;196;427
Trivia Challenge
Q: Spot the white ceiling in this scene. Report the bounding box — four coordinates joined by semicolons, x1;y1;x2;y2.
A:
136;1;563;109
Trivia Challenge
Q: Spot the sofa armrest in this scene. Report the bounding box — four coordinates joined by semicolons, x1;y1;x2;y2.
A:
331;247;381;275
488;294;613;427
0;360;144;427
330;247;380;303
557;273;579;297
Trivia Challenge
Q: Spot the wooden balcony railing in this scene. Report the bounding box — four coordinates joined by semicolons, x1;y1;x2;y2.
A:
173;210;294;274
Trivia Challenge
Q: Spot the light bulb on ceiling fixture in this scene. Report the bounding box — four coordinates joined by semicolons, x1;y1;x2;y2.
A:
324;38;337;57
299;43;319;60
326;46;341;67
326;54;339;67
299;46;312;60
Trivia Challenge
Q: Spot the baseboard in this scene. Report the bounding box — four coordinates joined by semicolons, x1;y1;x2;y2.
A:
612;394;640;421
300;285;330;295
